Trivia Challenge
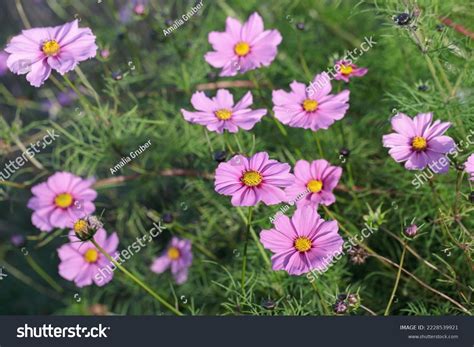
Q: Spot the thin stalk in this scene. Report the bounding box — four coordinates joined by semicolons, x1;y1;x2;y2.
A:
240;206;253;292
434;57;453;95
15;0;31;28
75;66;100;105
234;207;270;266
313;132;324;158
2;261;62;301
62;75;92;115
425;55;448;101
203;129;214;156
360;304;377;316
25;255;63;293
91;238;183;316
453;170;463;217
384;244;406;315
0;181;28;189
311;281;330;315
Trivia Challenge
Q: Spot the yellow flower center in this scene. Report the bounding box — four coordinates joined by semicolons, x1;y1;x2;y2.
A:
215;109;232;120
307;179;323;193
234;42;250;56
42;40;60;56
241;170;262;187
74;219;88;235
340;64;353;75
294;236;312;252
54;193;73;208
84;249;99;263
167;247;180;260
411;136;427;151
303;99;318;112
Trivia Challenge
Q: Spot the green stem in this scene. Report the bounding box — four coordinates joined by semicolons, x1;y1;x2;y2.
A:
75;66;100;105
311;281;330;315
241;206;253;292
424;55;448;101
384;244;406;316
62;75;92;115
91;238;183;316
25;255;63;293
453;170;463;218
313;132;324;158
15;0;31;28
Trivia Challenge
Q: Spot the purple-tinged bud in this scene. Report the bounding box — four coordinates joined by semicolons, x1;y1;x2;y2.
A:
404;224;418;237
10;234;26;248
333;300;348;314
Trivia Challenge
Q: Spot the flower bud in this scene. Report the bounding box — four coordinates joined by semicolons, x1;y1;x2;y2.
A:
333;300;348;314
73;216;103;241
10;234;26;248
404;224;418;237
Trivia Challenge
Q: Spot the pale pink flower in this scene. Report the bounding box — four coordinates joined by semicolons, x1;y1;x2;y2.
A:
150;237;192;284
272;72;350;131
181;89;267;133
5;20;97;87
334;60;368;83
57;228;118;287
205;12;282;76
285;159;342;207
214;152;294;206
382;113;455;173
27;172;97;232
260;206;344;275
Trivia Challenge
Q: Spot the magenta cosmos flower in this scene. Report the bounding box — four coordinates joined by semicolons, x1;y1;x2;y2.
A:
465;154;474;181
382;113;455;173
204;12;282;76
150;237;192;284
272;72;350;131
260;206;343;275
181;89;267;133
5;20;97;87
285;159;342;207
334;60;368;83
27;172;97;232
57;228;118;287
215;152;294;206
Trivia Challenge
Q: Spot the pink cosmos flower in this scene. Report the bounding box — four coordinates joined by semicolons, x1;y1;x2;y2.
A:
334;60;368;83
215;152;294;206
205;12;282;76
285;159;342;207
465;154;474;181
5;20;97;87
382;113;455;173
260;206;344;275
272;72;350;131
57;228;118;287
27;172;97;232
181;89;267;133
150;237;192;285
